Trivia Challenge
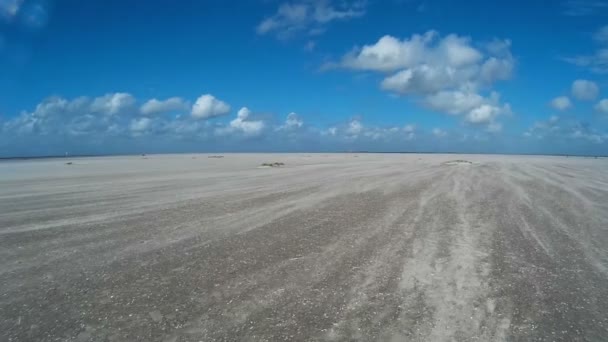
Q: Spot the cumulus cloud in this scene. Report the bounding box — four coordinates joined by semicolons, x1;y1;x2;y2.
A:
129;117;152;135
525;115;607;144
424;91;484;115
336;33;511;81
1;93;242;146
332;31;514;130
140;97;188;115
278;112;304;130
380;64;468;95
360;126;397;140
91;93;136;115
466;104;502;124
424;90;511;126
595;99;608;113
191;94;231;119
345;119;363;136
2;94;136;138
2;93;489;156
321;119;418;142
257;0;366;39
571;79;599;101
550;96;572;111
337;32;437;72
480;58;512;83
9;92;604;157
216;107;265;136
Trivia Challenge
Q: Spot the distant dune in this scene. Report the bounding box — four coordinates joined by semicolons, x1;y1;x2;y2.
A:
1;153;607;341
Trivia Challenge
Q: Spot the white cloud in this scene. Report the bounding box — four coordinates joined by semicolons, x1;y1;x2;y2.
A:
280;112;304;130
337;33;509;78
13;92;593;156
2;94;274;146
525;115;607;144
571;79;599;101
424;90;485;115
362;126;397;140
333;32;514;130
219;107;265;136
320;120;418;142
480;56;514;83
346;119;363;136
257;3;307;35
2;95;132;137
313;0;365;23
257;0;365;39
129;117;152;134
570;127;606;143
339;33;436;72
91;93;136;115
550;96;572;111
140;97;188;115
381;64;469;95
424;90;510;129
1;93;138;136
191;94;231;119
67;114;99;136
466;104;501;124
595;99;608;113
439;34;484;67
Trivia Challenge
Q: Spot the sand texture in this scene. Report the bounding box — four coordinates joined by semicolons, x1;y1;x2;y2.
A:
1;153;607;341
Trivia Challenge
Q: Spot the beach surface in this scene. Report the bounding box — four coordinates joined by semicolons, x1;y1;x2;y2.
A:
1;153;607;341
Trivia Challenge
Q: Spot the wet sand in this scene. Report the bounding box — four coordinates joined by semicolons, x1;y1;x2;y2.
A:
1;153;607;341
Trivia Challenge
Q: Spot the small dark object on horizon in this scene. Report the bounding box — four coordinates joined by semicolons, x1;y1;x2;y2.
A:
261;162;285;167
65;162;73;165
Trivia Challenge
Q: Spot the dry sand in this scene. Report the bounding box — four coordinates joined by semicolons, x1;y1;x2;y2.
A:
1;153;607;341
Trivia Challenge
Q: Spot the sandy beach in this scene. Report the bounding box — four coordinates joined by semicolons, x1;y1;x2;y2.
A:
1;153;607;341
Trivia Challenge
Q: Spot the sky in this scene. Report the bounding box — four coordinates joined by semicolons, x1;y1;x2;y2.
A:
0;0;607;157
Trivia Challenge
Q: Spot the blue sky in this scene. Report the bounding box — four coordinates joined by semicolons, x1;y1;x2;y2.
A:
1;0;607;157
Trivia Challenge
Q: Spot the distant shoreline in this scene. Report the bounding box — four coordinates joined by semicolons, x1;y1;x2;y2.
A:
1;151;606;161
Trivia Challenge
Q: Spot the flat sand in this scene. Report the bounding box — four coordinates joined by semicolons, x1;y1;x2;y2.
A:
1;153;607;341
